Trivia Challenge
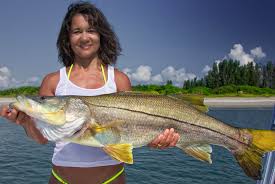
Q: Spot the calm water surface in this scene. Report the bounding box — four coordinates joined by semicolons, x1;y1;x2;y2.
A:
0;107;273;184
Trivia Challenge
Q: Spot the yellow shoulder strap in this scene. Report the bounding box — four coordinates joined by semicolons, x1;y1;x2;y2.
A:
68;63;106;84
101;64;107;84
68;64;74;80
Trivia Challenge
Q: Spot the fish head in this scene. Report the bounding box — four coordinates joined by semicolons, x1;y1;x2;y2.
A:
11;95;90;126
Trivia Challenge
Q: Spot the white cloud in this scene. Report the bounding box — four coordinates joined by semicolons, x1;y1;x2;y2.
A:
250;47;266;59
201;65;211;75
0;66;41;89
161;66;177;82
161;66;196;86
151;74;163;83
213;44;267;66
0;66;11;77
123;65;196;87
129;65;152;82
26;76;40;83
228;44;254;65
0;66;14;89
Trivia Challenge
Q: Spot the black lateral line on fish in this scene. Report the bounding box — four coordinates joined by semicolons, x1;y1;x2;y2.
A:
86;102;248;146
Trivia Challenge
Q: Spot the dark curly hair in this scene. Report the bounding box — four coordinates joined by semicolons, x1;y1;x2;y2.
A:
57;2;121;67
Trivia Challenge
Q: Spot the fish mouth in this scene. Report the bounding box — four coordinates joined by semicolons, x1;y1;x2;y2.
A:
12;95;44;114
9;95;32;112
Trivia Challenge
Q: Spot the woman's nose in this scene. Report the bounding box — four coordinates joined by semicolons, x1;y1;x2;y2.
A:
80;31;89;41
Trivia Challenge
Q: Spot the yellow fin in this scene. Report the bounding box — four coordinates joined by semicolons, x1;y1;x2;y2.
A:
234;129;275;180
89;120;124;134
192;105;209;113
248;129;275;151
181;144;212;164
67;135;103;147
103;144;133;164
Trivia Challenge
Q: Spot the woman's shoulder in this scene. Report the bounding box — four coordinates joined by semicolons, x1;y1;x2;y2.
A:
39;71;60;96
114;68;131;92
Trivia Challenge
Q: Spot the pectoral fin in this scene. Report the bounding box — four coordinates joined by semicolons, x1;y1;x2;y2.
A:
66;135;103;147
90;120;125;134
103;144;133;164
180;144;213;164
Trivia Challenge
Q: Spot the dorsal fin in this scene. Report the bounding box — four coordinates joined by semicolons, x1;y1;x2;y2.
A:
168;94;209;113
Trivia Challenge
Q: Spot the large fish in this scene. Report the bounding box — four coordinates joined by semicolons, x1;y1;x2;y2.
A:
10;92;275;180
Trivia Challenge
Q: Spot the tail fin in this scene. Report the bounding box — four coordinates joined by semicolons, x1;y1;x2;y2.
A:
234;129;275;180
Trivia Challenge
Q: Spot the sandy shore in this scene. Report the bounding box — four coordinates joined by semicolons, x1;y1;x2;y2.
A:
204;97;275;108
1;97;275;108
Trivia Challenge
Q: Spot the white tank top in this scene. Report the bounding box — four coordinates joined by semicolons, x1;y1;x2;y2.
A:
52;65;120;167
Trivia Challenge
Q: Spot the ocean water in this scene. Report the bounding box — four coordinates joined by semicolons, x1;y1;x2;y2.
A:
0;107;273;184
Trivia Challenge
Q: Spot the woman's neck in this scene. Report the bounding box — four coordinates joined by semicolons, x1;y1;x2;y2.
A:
73;56;102;71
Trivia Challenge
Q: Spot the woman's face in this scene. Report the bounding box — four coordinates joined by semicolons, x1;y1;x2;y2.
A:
69;14;100;61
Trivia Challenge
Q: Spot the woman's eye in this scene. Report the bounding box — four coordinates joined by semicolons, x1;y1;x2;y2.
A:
70;29;96;34
72;30;81;34
87;29;96;33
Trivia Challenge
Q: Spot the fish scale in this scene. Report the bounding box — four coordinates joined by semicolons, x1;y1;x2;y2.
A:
80;93;240;142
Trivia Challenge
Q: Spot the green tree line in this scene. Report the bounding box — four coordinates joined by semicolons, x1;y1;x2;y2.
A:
0;86;39;97
0;82;275;97
184;60;275;89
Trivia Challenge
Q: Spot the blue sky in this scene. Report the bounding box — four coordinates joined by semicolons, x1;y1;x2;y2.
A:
0;0;274;88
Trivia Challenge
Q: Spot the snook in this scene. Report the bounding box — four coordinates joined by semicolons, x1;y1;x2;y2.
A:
11;92;275;180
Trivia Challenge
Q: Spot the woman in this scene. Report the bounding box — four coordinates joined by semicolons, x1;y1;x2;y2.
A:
0;2;179;184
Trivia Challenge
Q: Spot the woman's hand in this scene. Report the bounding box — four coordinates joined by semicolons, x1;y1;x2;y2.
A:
0;105;48;144
148;128;180;149
1;105;28;125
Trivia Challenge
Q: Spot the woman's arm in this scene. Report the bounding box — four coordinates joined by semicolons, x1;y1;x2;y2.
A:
115;69;131;91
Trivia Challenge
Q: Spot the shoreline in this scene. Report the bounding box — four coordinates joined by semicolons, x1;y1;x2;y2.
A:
0;98;15;105
0;97;275;108
204;97;275;108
